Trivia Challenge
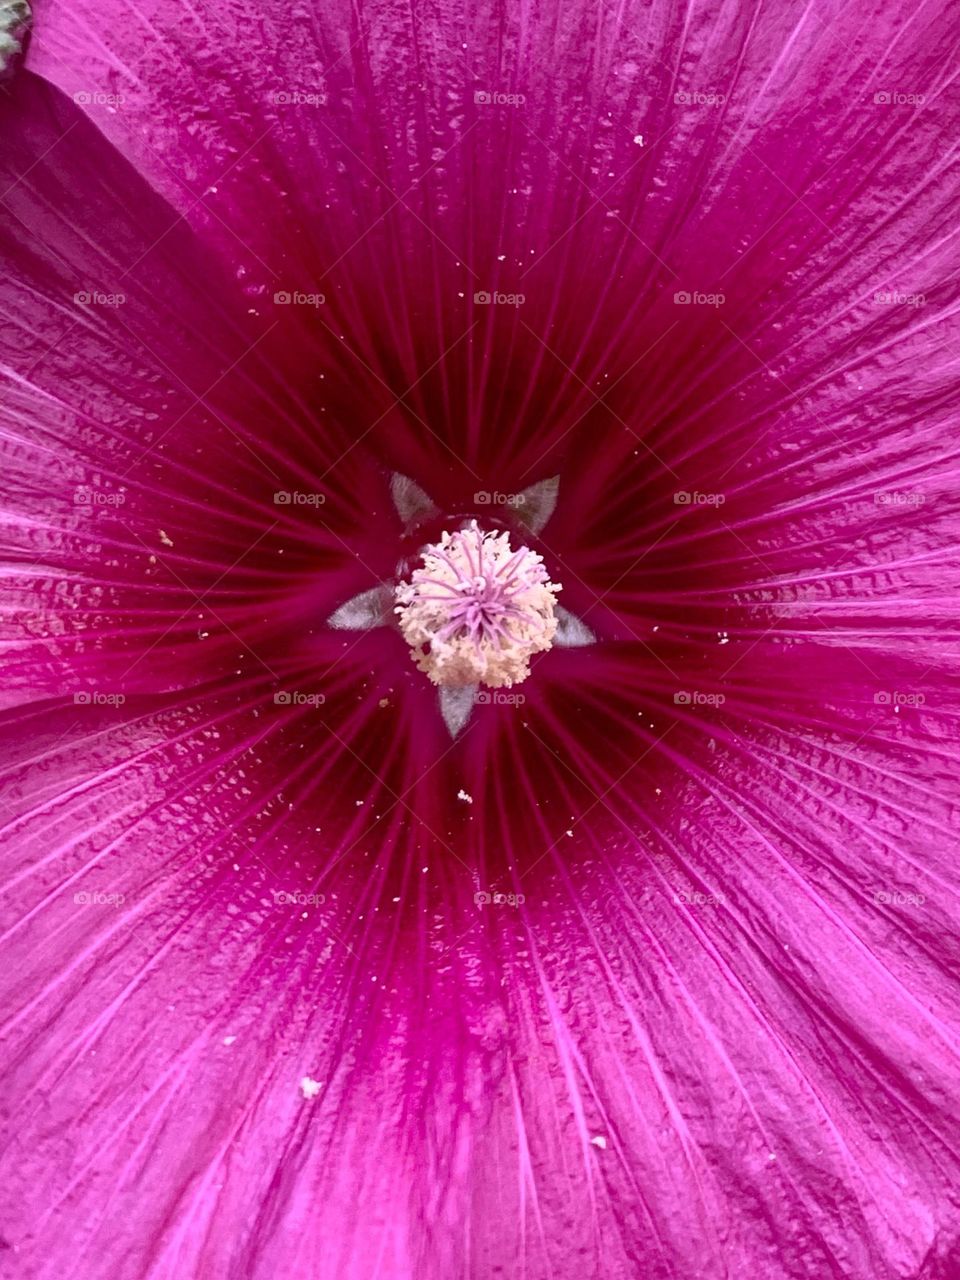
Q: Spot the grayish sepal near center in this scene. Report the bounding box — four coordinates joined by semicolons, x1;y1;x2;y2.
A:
553;606;596;647
514;475;559;536
327;586;394;631
439;686;477;737
390;473;438;531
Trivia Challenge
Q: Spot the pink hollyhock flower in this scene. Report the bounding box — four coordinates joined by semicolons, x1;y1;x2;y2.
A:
2;0;960;1275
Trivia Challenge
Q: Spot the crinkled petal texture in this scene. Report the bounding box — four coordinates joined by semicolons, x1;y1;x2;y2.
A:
2;0;960;1276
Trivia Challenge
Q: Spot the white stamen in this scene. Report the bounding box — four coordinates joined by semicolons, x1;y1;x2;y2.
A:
395;522;560;688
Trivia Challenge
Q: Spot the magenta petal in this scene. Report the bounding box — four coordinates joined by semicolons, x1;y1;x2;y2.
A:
0;706;484;1278
0;77;404;708
3;699;960;1277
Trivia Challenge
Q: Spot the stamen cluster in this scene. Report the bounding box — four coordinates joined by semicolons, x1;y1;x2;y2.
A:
395;521;560;687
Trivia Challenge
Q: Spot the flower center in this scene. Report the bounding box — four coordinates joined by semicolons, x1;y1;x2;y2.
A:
395;520;561;688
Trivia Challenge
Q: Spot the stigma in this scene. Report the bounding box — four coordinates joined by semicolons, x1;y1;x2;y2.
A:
395;521;561;688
